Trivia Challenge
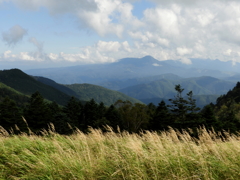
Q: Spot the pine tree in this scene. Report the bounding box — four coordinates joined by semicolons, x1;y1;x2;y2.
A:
201;105;218;130
168;84;200;128
114;100;149;132
82;99;99;128
92;102;108;130
0;97;26;133
24;91;52;132
105;105;122;131
63;97;82;129
168;84;189;124
151;100;173;130
48;101;71;134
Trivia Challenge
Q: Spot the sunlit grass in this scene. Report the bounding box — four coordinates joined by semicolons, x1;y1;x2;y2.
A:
1;126;240;180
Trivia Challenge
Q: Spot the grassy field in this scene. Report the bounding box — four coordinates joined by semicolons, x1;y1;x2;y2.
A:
1;126;240;180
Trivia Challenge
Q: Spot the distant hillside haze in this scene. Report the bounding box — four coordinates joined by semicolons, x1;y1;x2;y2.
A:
99;74;182;90
25;56;240;85
22;55;240;107
32;76;143;106
118;76;235;100
65;84;143;106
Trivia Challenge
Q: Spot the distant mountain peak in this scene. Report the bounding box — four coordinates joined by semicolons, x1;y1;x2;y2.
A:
115;55;160;66
142;55;155;59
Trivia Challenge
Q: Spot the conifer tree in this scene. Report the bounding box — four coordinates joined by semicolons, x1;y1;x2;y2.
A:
168;84;200;128
0;97;25;133
24;91;52;132
82;99;99;128
168;84;189;123
105;105;122;131
92;102;108;130
63;97;82;129
48;101;71;134
201;104;218;130
151;100;173;130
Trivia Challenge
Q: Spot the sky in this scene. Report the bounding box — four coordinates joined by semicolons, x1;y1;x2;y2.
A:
1;0;240;69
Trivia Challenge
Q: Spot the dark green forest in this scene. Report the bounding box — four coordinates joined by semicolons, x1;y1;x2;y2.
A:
1;82;240;135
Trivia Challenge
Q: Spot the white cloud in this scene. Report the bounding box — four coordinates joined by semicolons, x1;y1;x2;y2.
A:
18;52;35;61
180;57;192;65
122;41;132;52
129;31;169;47
223;49;232;56
2;25;28;46
3;50;13;59
143;8;179;36
177;47;192;56
194;42;205;53
48;53;58;60
97;41;121;52
9;0;135;37
1;50;36;61
2;0;240;66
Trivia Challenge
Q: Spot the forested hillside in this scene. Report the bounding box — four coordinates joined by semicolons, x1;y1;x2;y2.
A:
65;83;142;106
1;82;240;135
119;76;235;100
0;69;71;105
0;69;141;106
0;82;29;106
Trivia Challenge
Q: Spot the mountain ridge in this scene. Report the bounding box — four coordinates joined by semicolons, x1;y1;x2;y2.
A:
32;75;143;106
24;56;239;85
118;76;235;100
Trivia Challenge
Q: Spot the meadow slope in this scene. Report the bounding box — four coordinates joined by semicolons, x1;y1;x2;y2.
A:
1;127;240;180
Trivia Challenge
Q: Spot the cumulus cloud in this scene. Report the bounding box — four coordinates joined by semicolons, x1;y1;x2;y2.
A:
2;50;35;61
177;47;192;56
97;41;122;52
2;25;27;46
2;0;240;65
122;41;132;52
180;57;192;65
9;0;137;37
129;31;169;47
143;8;180;36
96;40;132;53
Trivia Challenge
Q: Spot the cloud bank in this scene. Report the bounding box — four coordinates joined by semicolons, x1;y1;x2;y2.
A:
1;0;240;66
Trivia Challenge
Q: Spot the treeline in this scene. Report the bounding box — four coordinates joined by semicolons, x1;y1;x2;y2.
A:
1;84;240;134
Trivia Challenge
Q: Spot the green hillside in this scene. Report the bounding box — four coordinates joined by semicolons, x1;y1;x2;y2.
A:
119;76;235;100
33;76;78;97
215;82;240;107
65;83;143;106
99;73;182;90
0;82;29;106
0;69;71;105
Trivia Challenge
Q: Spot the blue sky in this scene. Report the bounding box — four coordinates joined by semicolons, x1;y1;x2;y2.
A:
1;0;240;69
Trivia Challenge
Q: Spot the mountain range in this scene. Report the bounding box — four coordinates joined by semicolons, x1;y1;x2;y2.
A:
25;56;240;85
34;76;142;105
0;69;142;106
1;56;239;108
23;56;240;107
119;76;235;100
